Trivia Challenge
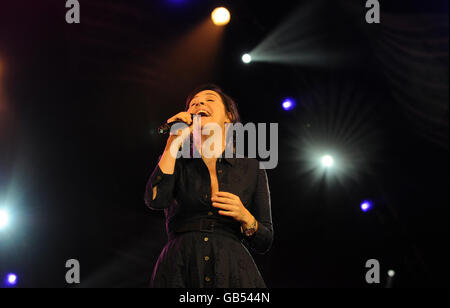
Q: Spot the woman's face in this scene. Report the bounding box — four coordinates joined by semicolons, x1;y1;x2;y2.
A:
187;90;231;128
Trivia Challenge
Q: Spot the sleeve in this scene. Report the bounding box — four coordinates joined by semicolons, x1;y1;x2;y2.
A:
144;155;178;210
243;167;274;255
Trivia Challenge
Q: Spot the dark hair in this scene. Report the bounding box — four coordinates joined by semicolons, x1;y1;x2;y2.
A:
185;84;241;124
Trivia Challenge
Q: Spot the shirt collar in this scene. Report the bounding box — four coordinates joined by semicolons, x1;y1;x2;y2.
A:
221;156;235;166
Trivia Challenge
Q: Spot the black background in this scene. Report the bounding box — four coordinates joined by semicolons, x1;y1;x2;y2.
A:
0;0;448;287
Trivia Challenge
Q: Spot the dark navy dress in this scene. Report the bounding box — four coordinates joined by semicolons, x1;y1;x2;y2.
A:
144;153;273;288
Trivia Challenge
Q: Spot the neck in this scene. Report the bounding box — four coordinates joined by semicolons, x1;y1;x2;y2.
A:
193;130;227;161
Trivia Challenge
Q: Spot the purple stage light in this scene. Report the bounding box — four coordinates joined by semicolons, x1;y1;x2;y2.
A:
360;200;373;212
167;0;185;5
6;273;17;286
282;98;295;111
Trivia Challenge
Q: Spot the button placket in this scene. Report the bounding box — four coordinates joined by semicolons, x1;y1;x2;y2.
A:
202;233;214;286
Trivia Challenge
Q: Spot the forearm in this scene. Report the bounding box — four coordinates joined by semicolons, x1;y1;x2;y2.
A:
158;135;179;174
243;167;273;254
144;139;179;209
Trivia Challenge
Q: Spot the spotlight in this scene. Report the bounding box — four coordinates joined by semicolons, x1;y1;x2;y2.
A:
211;7;230;26
242;53;252;64
321;155;334;168
360;200;373;212
387;270;395;277
6;274;17;286
282;98;296;111
0;208;9;230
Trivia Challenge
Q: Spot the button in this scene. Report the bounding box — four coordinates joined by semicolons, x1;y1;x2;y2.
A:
204;256;210;261
217;170;222;174
205;276;211;282
204;237;209;242
156;176;162;181
208;211;213;216
204;194;209;200
218;158;222;163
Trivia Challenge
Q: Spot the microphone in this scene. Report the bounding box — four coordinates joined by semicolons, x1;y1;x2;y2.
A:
157;114;194;135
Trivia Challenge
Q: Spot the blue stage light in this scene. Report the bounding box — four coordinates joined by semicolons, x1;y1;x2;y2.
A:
360;200;373;212
282;98;295;111
6;274;17;286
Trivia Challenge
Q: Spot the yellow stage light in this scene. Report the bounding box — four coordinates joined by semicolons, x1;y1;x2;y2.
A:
211;7;230;26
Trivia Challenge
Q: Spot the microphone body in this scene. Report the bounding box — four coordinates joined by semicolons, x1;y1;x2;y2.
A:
157;114;194;135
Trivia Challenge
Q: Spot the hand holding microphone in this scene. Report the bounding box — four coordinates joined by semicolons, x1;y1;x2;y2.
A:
160;112;197;154
158;112;193;134
158;112;195;175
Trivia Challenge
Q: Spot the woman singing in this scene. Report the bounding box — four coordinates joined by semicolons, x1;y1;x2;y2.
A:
144;84;273;288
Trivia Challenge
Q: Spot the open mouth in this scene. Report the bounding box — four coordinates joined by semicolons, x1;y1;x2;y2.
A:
195;110;211;117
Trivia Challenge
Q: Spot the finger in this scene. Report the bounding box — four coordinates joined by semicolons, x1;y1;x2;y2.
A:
212;202;234;210
168;114;192;125
211;196;235;204
218;210;236;217
183;114;192;125
215;191;238;200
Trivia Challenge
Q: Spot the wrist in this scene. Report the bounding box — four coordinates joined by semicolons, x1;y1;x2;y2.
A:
241;215;258;237
241;213;255;228
241;214;257;230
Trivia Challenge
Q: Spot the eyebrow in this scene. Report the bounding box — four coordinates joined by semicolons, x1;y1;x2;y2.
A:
193;92;219;99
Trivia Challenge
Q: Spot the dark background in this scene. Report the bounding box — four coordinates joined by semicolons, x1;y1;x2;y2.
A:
0;0;448;287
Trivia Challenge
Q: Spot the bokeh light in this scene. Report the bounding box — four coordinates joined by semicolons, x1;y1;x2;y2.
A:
360;200;373;212
242;53;252;64
282;98;296;111
6;274;17;286
321;155;334;168
211;7;230;26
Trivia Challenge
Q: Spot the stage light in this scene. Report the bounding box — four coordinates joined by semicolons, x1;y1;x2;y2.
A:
360;200;373;212
211;7;230;26
321;155;334;168
0;208;9;230
167;0;185;4
282;98;296;111
242;53;252;64
388;270;395;277
6;274;17;286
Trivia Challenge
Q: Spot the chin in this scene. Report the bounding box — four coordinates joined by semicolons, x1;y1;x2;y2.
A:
199;118;216;126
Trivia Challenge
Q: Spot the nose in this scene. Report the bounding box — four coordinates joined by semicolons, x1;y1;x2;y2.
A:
191;101;205;108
